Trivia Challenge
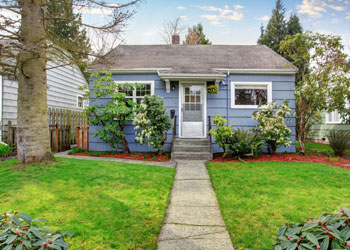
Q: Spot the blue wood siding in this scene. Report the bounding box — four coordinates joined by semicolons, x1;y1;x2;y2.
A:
89;73;296;153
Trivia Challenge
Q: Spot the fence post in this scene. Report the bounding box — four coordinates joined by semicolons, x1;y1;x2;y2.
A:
7;121;12;146
55;123;59;152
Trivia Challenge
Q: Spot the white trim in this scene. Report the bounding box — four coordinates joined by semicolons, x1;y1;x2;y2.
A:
88;68;171;74
179;81;207;139
215;68;296;75
77;94;84;109
325;111;343;124
231;81;272;109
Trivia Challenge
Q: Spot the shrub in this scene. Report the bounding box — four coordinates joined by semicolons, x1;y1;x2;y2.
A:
327;130;350;156
133;95;171;154
225;128;264;158
274;208;350;250
252;100;292;154
68;148;85;155
0;142;11;157
209;115;232;153
0;211;71;250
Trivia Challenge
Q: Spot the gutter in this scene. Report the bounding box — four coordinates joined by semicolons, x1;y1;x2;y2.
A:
87;68;172;74
215;68;297;75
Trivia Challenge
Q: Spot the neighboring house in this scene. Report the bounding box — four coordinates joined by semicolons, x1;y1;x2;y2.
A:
0;61;88;141
88;36;297;157
309;109;350;143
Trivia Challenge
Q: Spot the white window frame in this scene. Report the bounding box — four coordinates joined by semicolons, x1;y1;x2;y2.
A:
231;81;272;109
77;94;84;108
326;102;350;124
114;80;155;102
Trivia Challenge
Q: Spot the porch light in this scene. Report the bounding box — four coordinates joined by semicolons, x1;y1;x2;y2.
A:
171;83;176;91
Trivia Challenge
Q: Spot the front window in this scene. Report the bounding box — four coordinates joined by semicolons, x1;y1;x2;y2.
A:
326;111;342;124
231;82;272;108
116;81;154;104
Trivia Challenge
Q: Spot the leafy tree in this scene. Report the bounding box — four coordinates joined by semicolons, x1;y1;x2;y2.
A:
46;0;90;77
85;72;137;154
258;0;302;54
0;0;139;164
133;95;171;154
209;115;233;153
183;23;211;45
280;32;350;154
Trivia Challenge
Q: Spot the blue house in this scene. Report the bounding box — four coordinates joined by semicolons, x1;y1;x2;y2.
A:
89;39;296;160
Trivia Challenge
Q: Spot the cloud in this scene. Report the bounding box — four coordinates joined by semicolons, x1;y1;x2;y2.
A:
179;15;188;20
346;12;350;19
331;18;340;23
297;0;345;18
0;9;20;20
198;4;244;25
255;15;270;21
177;6;186;10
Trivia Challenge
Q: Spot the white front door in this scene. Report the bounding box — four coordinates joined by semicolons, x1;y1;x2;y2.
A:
180;83;206;138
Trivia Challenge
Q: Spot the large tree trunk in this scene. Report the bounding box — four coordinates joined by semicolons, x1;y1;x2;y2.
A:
17;0;55;164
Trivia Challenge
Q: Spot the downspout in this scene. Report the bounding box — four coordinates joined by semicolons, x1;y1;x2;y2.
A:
226;70;229;120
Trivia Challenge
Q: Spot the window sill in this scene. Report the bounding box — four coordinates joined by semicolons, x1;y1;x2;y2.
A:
231;105;267;109
325;122;345;125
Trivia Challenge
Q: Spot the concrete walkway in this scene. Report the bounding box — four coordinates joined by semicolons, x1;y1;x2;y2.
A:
157;160;234;250
54;150;176;168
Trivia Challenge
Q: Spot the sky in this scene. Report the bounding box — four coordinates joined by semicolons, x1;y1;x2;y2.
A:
86;0;350;48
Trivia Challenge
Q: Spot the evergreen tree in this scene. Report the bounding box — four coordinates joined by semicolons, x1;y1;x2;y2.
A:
286;13;303;37
258;0;287;52
184;23;211;45
47;0;90;75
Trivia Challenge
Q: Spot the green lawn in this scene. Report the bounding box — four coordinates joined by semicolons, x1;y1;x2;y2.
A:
0;158;175;250
207;161;350;250
295;141;350;155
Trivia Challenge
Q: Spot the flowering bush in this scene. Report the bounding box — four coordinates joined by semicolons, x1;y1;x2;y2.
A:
274;208;350;250
133;95;171;154
0;211;71;250
207;85;218;94
252;100;292;154
209;115;232;153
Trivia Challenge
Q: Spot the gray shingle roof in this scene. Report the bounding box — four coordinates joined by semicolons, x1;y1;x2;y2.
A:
90;45;296;74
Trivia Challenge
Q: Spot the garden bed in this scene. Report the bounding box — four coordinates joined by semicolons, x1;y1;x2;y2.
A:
211;152;350;170
71;152;171;162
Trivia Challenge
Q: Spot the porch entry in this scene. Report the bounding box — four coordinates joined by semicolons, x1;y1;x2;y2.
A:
180;83;206;138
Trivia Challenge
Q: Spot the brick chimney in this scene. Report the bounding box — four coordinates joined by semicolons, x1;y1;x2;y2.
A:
172;34;180;45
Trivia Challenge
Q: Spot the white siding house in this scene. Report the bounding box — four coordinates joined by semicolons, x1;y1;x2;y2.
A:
0;62;88;140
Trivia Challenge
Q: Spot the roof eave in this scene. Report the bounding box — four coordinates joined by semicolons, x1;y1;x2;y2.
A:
214;68;296;75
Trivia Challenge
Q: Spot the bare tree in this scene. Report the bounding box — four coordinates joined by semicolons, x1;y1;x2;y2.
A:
160;16;185;44
0;0;140;164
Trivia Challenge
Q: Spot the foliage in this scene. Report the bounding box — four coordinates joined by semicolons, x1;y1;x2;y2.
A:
280;32;350;154
0;142;11;157
209;115;232;153
274;208;350;250
225;128;264;159
0;211;71;250
133;95;171;154
258;0;302;54
46;0;90;77
0;158;175;249
327;130;350;156
183;23;211;45
252;100;292;154
67;148;85;155
207;85;218;95
85;72;138;153
207;161;350;250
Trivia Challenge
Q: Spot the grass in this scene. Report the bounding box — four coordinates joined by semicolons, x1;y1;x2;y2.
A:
296;141;350;155
207;161;350;250
0;158;175;250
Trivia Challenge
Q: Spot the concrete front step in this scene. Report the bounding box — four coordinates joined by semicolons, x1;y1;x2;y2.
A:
172;151;213;161
173;145;211;152
173;138;211;146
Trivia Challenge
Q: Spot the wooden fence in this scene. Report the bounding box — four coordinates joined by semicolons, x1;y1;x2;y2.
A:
77;125;89;151
7;108;89;152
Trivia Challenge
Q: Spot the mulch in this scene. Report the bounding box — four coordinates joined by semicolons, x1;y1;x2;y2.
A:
72;152;171;162
210;152;350;170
